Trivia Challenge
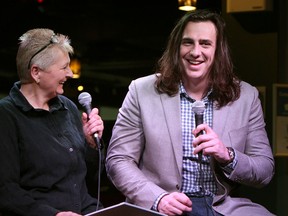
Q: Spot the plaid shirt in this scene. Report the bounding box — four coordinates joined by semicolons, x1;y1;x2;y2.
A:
152;84;239;210
180;83;217;197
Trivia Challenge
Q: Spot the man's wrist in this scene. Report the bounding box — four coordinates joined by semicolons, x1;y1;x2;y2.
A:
227;147;235;162
220;147;235;166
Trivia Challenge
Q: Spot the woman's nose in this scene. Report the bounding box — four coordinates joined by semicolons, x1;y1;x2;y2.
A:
67;67;73;78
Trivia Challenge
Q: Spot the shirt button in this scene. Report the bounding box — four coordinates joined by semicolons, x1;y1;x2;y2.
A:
176;184;180;190
69;147;74;152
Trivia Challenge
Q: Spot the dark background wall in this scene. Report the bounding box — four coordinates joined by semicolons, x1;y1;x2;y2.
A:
0;0;287;215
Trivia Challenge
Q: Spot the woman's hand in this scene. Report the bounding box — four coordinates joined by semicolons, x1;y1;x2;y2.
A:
82;107;104;149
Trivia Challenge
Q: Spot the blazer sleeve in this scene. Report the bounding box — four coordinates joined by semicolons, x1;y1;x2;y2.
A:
215;82;275;189
105;76;170;209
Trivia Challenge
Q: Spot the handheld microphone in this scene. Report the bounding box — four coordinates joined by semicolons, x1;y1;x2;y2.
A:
192;101;206;194
192;100;206;136
192;101;206;158
78;92;101;148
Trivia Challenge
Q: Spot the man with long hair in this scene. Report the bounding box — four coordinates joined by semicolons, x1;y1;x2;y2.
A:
106;10;275;216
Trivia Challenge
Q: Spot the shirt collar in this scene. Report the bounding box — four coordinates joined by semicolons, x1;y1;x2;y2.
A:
179;82;213;103
10;81;67;112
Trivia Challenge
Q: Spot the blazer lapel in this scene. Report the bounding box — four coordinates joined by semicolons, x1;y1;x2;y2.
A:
212;103;232;202
160;93;182;176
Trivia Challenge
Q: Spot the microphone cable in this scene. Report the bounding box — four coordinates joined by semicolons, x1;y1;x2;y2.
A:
91;121;103;212
96;141;102;211
78;92;103;212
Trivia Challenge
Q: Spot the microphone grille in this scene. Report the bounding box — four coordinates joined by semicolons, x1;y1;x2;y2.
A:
78;92;92;106
192;101;205;115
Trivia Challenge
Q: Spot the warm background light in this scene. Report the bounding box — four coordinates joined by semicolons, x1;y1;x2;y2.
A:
70;58;81;79
178;0;197;11
77;85;84;91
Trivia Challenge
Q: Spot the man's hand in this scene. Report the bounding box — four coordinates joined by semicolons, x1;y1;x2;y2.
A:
56;211;82;216
192;124;231;164
158;192;192;215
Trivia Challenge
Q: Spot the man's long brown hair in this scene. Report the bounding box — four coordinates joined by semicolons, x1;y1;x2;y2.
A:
155;9;240;108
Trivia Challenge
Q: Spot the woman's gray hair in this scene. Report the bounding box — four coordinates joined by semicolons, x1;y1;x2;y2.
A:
16;28;74;83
